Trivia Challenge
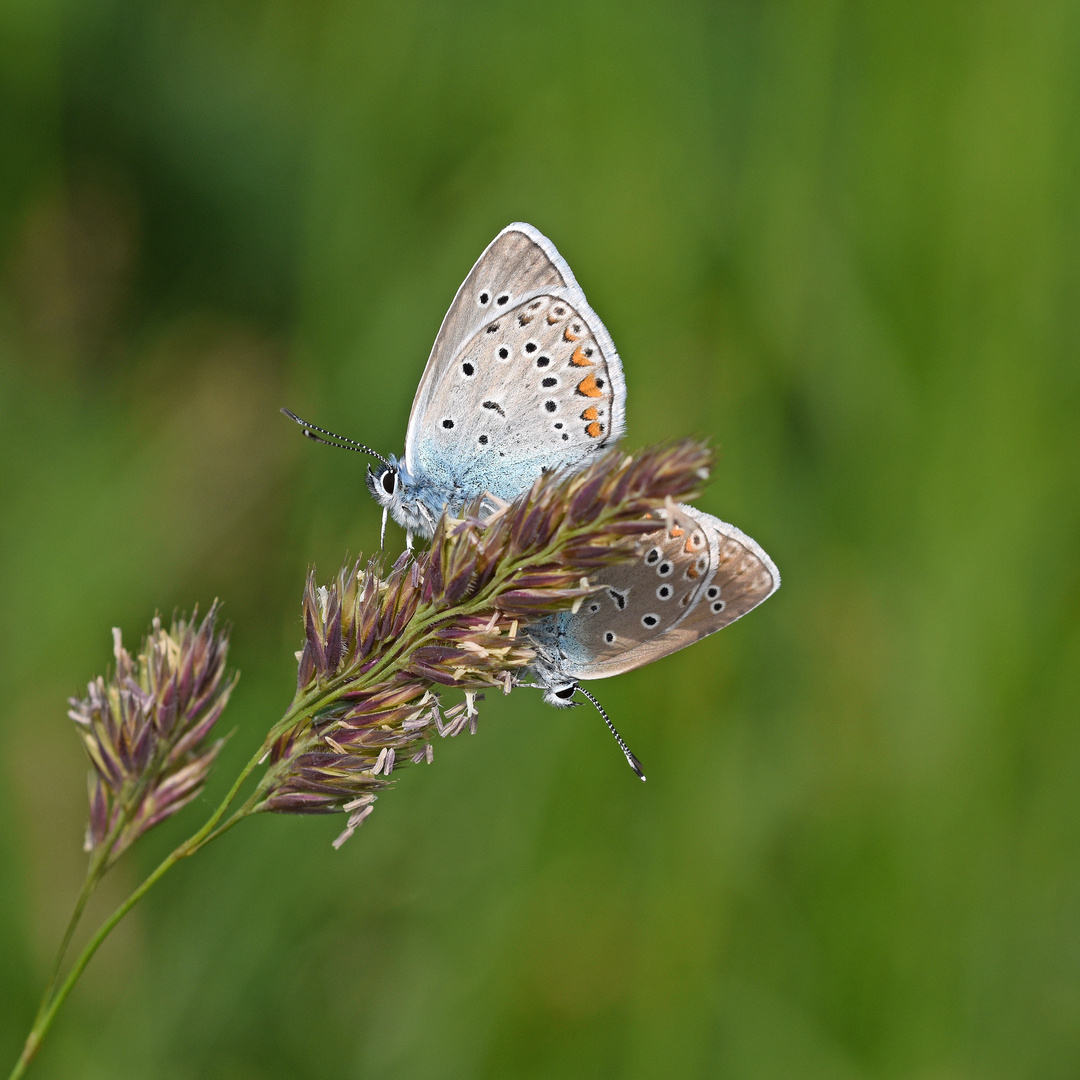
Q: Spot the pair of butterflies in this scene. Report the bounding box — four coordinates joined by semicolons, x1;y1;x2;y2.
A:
288;223;779;777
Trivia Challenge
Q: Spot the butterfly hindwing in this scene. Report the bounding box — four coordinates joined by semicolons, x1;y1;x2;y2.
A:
403;223;626;503
553;505;779;681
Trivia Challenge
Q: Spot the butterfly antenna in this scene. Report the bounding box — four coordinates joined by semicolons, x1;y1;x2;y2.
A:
280;408;390;467
577;686;646;781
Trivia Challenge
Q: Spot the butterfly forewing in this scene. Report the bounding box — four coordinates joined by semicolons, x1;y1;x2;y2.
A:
556;505;779;680
403;224;626;501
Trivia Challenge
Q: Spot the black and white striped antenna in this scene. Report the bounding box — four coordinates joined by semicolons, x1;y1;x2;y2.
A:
576;685;646;781
280;408;390;468
519;682;645;780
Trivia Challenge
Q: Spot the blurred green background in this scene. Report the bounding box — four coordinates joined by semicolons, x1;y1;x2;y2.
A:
2;1;1079;1077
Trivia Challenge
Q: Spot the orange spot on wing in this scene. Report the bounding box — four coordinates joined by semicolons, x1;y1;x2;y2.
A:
571;345;592;366
687;565;700;579
576;373;603;398
581;406;599;421
547;314;559;324
586;421;602;438
564;327;580;342
683;537;695;554
670;526;684;538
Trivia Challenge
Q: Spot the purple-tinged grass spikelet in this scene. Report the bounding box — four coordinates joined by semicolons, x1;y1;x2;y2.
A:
69;604;235;867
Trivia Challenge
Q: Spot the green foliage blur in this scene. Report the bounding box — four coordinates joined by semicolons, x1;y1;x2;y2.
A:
2;1;1079;1077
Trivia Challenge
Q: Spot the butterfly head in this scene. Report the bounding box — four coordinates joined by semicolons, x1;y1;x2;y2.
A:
365;456;437;541
366;457;404;538
366;459;400;509
526;644;579;708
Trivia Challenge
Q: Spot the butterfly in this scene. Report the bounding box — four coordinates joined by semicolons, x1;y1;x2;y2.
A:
525;503;780;777
286;223;627;546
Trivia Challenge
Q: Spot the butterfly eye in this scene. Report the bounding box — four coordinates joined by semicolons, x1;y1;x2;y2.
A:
554;686;576;701
380;469;397;495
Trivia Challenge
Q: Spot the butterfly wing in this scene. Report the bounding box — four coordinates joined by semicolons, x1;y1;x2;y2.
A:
554;505;779;681
403;223;627;503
